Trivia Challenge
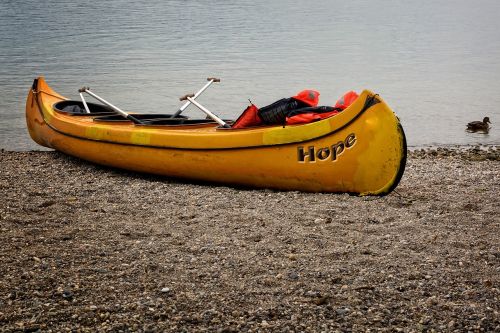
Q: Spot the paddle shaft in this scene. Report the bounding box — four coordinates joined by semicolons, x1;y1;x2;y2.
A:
80;88;145;124
79;92;91;114
186;96;230;128
171;77;220;118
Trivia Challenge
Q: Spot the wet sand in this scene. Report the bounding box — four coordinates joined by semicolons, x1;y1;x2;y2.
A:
0;147;498;332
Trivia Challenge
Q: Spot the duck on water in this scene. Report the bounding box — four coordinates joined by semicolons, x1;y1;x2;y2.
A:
467;117;491;133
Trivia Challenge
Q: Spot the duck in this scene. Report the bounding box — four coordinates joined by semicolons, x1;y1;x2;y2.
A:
466;117;491;133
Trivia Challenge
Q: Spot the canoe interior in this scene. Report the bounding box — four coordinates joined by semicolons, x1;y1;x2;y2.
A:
53;100;231;125
95;115;229;126
54;100;115;116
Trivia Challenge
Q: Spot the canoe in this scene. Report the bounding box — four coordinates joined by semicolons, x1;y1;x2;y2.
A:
26;77;406;195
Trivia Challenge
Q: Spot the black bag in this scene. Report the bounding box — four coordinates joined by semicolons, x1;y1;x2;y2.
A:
257;98;309;125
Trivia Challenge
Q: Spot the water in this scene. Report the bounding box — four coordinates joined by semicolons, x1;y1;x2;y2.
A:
1;0;499;150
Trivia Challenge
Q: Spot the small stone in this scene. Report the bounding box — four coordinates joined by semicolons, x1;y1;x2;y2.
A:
336;307;350;315
287;271;299;280
161;287;171;293
426;296;438;305
304;290;319;297
420;317;431;325
313;296;329;306
248;234;263;242
62;290;74;300
38;200;56;208
89;305;97;311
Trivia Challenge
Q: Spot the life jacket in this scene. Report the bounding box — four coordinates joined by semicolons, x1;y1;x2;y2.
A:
232;104;261;129
334;90;359;110
285;91;359;125
286;106;341;125
233;89;354;128
257;90;320;125
292;90;320;107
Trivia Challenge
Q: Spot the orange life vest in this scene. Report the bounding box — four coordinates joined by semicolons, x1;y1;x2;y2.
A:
231;104;261;129
286;107;341;125
232;90;358;128
285;91;359;125
334;90;359;110
292;90;320;107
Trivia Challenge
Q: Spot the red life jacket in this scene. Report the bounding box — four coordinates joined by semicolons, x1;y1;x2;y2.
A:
286;106;341;125
334;90;359;110
285;91;359;125
232;89;354;128
292;90;320;107
231;104;261;129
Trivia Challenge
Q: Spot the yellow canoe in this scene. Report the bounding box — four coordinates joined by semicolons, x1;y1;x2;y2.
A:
26;77;406;195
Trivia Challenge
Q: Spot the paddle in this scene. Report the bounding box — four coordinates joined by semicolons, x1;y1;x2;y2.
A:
79;91;91;114
180;93;230;128
171;77;220;118
78;87;145;125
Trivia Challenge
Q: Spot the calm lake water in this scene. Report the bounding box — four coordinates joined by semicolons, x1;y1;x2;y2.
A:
1;0;499;150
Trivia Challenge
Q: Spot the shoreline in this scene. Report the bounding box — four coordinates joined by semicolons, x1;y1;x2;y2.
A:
3;143;500;151
0;148;498;331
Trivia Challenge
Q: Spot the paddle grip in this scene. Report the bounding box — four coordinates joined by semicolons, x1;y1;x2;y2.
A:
78;86;90;93
207;77;221;82
180;93;195;101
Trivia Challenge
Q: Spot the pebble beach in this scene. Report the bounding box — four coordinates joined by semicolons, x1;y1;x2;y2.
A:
0;147;498;332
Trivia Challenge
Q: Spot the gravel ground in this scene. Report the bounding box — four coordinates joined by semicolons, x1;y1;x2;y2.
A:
0;147;498;332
